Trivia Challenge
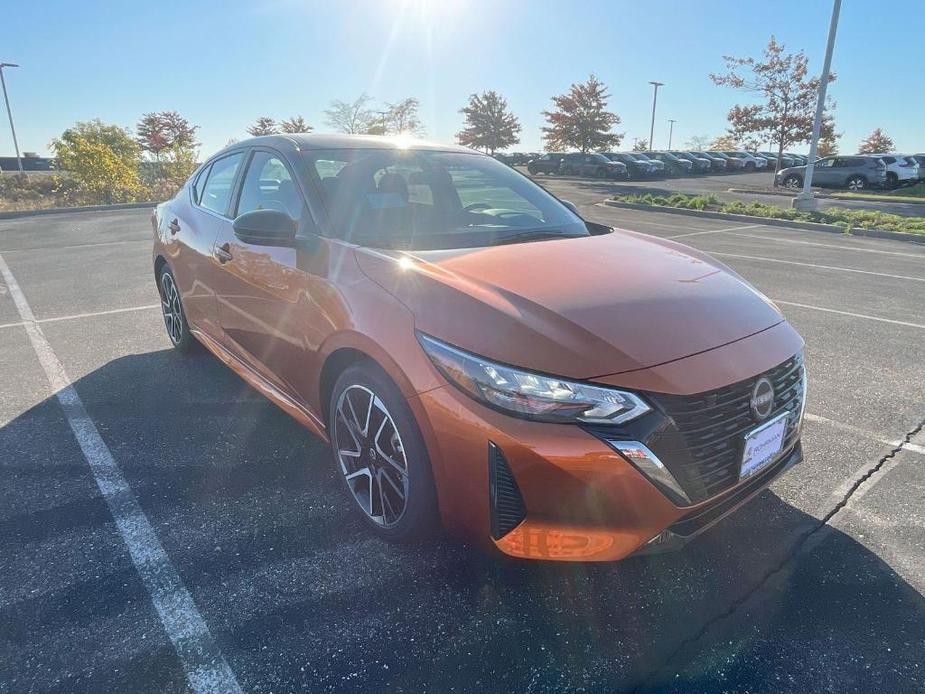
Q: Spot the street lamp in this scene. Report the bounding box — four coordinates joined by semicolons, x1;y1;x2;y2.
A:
647;81;663;150
793;0;841;212
668;119;677;150
0;62;23;174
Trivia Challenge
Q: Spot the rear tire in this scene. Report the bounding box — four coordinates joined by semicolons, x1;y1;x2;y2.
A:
328;363;440;542
847;175;867;191
157;266;197;352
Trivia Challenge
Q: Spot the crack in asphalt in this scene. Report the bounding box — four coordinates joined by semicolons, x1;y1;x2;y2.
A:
632;416;925;692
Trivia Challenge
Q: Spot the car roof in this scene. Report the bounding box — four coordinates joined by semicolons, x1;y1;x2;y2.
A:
222;133;477;154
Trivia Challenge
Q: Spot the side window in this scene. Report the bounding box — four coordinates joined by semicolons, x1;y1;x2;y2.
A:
199;153;244;216
816;158;834;168
881;156;896;165
237;151;302;220
192;164;211;204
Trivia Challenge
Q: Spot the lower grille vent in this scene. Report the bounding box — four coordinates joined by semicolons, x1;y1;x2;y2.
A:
488;443;526;539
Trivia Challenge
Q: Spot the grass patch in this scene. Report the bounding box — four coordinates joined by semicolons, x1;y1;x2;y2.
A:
613;192;925;236
830;182;925;203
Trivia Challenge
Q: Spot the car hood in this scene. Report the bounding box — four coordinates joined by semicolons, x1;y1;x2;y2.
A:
353;230;785;380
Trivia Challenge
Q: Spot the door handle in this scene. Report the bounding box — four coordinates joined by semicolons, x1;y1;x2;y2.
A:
168;218;181;235
214;243;233;264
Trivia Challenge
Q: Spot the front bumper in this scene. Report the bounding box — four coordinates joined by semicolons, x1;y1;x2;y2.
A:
411;324;805;562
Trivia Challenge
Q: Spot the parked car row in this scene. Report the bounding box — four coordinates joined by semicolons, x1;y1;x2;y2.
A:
775;153;922;191
522;150;811;180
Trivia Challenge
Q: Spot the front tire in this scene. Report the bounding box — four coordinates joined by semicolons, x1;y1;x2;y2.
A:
329;363;439;542
158;266;197;352
783;174;803;189
847;175;867;191
885;172;898;190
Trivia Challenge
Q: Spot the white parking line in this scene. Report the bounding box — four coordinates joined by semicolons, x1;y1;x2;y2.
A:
667;224;765;239
710;252;925;283
0;254;242;694
0;304;160;331
774;300;925;330
805;413;925;455
0;238;149;254
730;233;925;258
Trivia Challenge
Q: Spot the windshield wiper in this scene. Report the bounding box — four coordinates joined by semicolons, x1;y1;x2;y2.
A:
487;229;581;246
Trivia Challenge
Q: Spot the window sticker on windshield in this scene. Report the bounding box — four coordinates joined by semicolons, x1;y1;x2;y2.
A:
365;192;408;209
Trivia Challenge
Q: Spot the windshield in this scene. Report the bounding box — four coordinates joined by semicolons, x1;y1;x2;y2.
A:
302;149;587;250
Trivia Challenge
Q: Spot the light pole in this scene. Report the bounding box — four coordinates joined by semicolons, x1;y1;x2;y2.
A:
0;62;23;174
793;0;841;211
668;119;677;149
647;81;663;150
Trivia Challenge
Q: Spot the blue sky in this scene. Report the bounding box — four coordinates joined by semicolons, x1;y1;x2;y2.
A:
1;0;921;158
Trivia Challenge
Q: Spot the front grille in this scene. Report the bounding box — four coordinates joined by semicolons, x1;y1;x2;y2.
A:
488;443;526;539
644;353;805;503
668;443;802;537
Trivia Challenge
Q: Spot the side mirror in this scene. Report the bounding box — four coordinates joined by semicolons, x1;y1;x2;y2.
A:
561;200;580;216
232;209;297;246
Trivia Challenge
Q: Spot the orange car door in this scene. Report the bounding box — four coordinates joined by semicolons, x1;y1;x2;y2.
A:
210;149;319;399
163;151;246;342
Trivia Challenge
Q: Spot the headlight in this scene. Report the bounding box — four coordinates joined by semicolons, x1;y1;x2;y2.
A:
418;333;651;424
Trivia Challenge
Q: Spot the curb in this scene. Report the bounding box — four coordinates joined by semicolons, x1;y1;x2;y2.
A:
726;187;833;199
600;200;925;245
0;202;158;221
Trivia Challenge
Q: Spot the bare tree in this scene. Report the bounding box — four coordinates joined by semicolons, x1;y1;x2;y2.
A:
685;134;713;150
382;98;424;135
324;94;375;134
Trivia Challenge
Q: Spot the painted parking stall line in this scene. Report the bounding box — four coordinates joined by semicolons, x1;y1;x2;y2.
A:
667;223;766;239
0;253;242;694
773;300;925;330
708;252;925;282
0;304;161;331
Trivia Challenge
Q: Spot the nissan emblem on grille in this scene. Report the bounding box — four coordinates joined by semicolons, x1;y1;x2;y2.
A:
750;377;775;420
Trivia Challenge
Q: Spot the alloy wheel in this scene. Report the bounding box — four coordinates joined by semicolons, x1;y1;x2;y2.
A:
784;175;801;189
848;177;865;191
334;385;410;527
160;272;184;345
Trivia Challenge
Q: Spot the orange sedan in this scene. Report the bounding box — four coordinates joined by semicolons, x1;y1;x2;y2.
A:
152;135;806;561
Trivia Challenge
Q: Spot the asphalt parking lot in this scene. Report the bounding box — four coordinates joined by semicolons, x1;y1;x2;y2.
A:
521;166;925;218
1;196;923;692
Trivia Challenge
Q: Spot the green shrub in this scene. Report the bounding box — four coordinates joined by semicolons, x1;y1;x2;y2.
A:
611;192;925;235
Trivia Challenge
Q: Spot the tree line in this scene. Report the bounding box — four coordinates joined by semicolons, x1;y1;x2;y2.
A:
31;34;903;207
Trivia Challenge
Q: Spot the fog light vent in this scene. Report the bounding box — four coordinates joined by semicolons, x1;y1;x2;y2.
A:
489;442;526;539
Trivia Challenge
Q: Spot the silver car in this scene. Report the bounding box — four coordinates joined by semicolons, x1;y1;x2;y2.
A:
775;155;888;191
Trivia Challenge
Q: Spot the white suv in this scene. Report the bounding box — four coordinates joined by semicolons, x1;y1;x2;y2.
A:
869;153;920;188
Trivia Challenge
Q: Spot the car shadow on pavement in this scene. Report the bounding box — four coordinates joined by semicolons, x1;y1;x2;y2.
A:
3;348;923;693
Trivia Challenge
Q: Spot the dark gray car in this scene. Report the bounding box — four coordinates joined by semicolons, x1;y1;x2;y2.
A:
775;155;888;191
